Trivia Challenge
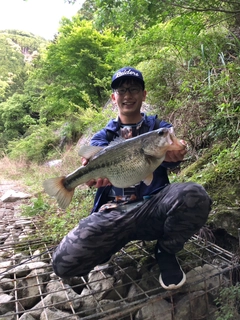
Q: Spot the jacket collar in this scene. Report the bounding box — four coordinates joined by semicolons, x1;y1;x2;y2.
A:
104;113;155;132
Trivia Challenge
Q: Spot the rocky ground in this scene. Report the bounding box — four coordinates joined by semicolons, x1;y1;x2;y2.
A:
0;180;240;320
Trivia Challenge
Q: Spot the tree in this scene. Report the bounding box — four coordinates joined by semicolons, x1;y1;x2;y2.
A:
36;17;122;119
77;0;240;38
79;0;97;21
0;34;25;82
0;30;47;103
0;93;37;143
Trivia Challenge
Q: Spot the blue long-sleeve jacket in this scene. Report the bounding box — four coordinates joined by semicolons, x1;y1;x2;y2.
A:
90;113;181;213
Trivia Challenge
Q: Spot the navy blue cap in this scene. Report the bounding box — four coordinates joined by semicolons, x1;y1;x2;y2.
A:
111;66;145;89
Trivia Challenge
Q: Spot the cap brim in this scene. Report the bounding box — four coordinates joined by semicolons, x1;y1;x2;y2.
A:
111;77;144;89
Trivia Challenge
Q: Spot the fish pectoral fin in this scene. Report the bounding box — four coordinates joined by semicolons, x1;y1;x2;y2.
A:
78;145;104;159
43;177;74;209
143;173;153;186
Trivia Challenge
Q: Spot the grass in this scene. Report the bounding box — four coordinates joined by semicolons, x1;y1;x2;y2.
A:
0;150;95;243
215;284;240;320
171;139;240;208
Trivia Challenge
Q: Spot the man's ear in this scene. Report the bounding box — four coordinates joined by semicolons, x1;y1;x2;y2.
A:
142;90;147;101
111;92;116;102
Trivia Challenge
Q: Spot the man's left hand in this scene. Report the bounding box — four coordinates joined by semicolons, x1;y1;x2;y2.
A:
164;140;188;162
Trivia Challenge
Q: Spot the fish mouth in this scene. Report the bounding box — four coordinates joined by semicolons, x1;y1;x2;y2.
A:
167;132;174;145
168;132;186;149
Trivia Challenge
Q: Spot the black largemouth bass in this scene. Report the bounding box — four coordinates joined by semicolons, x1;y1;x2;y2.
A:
43;128;185;209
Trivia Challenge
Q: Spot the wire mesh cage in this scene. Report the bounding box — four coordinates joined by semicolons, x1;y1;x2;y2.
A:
0;211;240;320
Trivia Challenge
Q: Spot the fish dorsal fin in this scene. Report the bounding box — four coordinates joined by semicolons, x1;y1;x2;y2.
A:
108;136;126;147
143;173;153;186
78;145;103;160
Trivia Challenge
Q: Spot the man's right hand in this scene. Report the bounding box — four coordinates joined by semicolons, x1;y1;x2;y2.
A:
81;157;111;188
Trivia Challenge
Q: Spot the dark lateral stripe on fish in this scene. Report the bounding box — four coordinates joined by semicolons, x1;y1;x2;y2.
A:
65;149;141;188
65;159;116;186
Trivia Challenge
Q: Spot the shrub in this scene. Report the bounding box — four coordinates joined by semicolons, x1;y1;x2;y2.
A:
8;125;59;163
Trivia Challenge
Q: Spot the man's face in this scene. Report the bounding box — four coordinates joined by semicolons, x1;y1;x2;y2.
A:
111;79;147;117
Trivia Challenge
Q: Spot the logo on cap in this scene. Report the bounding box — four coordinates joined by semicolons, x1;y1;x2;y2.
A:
111;67;144;89
115;69;141;79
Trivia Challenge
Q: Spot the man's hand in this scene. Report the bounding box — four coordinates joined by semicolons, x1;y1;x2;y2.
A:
164;140;188;162
81;157;111;188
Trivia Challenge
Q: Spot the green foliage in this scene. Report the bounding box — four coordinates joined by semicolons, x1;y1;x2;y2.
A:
7;126;59;163
121;14;235;106
0;93;37;150
124;16;240;148
176;140;240;206
92;0;238;38
0;34;25;82
0;30;46;102
0;80;9;104
22;188;95;242
70;187;96;214
94;0;160;37
0;29;46;51
0;30;48;151
36;18;122;119
215;284;240;320
79;0;97;21
21;194;50;217
76;104;117;133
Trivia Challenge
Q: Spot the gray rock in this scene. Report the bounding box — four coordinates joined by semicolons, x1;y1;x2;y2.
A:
46;280;63;293
126;283;146;302
16;271;46;308
28;286;81;318
212;207;240;237
0;277;14;291
79;289;98;316
45;159;62;167
138;271;162;296
87;270;115;300
174;290;207;320
0;293;14;315
19;313;37;320
1;190;31;203
40;307;80;319
5;264;30;278
181;264;227;299
97;299;126;311
135;297;172;320
115;266;139;283
0;311;19;320
0;260;13;275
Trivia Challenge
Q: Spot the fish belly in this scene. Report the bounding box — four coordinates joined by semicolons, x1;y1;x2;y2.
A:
104;158;154;188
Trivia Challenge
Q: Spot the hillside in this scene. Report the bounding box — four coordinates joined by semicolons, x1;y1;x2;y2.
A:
0;29;47;102
0;30;46;73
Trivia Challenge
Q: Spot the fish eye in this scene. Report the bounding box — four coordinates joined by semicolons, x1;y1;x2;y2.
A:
158;128;168;136
158;130;165;136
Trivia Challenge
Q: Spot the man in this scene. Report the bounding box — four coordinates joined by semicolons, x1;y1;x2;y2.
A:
52;67;212;290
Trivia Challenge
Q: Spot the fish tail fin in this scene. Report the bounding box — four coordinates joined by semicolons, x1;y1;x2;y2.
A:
43;177;74;209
